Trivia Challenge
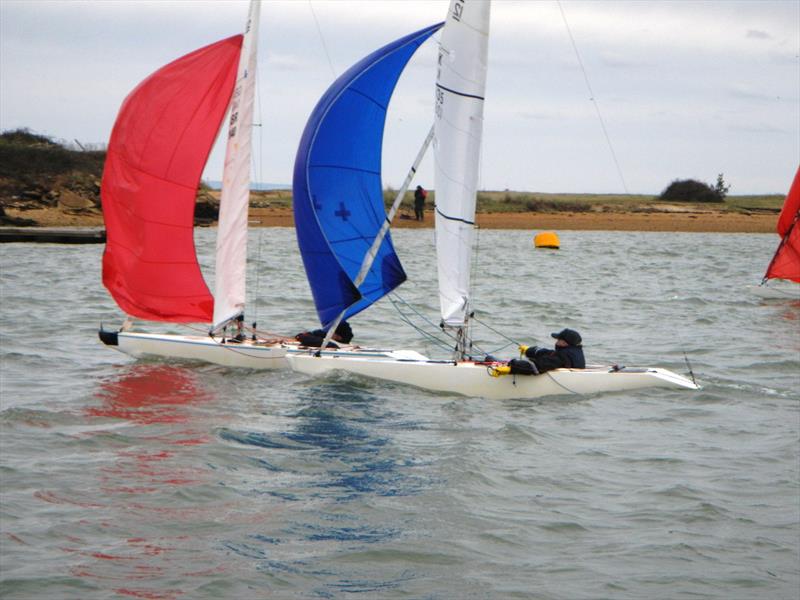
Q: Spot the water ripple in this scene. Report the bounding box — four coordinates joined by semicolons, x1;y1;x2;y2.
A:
1;229;798;599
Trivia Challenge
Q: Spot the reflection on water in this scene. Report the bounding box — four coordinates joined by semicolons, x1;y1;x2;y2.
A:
88;364;213;425
58;365;220;600
216;384;429;595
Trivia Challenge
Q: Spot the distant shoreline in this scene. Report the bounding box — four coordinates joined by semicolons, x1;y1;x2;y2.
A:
4;206;776;233
246;208;776;233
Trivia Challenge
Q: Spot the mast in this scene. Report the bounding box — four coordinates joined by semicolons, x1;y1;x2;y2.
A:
433;0;491;358
212;0;261;330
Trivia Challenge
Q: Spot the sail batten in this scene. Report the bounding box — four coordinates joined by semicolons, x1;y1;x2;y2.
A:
293;23;443;329
435;83;485;101
101;35;244;323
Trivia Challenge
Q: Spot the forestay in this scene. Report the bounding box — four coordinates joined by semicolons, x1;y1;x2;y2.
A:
292;23;443;329
213;1;261;329
434;0;491;327
101;36;243;323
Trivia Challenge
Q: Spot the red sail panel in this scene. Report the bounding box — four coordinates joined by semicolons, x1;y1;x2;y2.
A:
101;35;243;322
765;223;800;283
765;166;800;283
776;167;800;237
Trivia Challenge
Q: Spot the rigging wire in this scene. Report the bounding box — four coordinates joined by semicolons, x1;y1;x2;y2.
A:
625;256;698;381
308;1;337;79
248;48;266;325
556;0;629;193
467;122;485;354
471;313;522;348
251;230;265;324
466;221;482;354
388;293;457;352
388;292;512;359
253;56;264;188
181;321;292;343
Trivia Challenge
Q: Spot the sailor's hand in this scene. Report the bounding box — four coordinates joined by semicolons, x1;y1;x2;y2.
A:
490;365;512;377
518;345;529;355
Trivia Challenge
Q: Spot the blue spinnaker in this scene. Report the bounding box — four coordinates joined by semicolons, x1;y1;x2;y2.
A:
293;23;443;329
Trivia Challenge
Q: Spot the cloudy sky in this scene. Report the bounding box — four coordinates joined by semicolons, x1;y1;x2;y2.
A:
1;0;798;194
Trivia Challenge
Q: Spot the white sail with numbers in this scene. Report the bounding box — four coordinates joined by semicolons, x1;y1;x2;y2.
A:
434;0;491;329
212;0;261;329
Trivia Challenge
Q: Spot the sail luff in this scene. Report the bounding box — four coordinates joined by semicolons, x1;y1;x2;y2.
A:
212;0;261;329
434;0;491;329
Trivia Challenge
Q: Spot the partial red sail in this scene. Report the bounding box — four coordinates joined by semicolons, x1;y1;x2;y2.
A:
776;167;800;238
765;166;800;283
101;35;243;322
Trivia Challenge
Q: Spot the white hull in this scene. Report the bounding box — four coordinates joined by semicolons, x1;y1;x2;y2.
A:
287;351;699;400
105;331;289;369
748;281;800;300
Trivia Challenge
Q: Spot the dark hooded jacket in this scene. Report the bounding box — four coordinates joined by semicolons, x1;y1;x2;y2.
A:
525;344;585;371
508;330;586;375
295;321;353;348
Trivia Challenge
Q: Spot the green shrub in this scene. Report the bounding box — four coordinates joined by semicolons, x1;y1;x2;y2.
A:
0;129;104;182
659;179;723;203
0;128;59;147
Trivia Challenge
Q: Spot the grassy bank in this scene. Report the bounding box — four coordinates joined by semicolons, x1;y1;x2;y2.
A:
0;128;785;229
244;188;784;215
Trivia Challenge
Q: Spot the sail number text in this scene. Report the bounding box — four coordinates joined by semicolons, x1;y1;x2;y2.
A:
435;81;444;119
451;0;465;22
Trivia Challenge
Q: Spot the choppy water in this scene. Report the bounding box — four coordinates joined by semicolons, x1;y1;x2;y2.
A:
1;228;798;599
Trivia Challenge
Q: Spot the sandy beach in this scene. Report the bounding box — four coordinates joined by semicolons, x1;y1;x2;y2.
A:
3;206;776;233
246;207;776;233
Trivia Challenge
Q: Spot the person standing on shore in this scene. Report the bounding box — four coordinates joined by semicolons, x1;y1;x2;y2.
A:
414;185;427;221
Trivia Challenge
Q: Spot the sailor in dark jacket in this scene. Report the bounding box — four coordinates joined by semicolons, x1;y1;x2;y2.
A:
295;320;353;348
499;328;585;376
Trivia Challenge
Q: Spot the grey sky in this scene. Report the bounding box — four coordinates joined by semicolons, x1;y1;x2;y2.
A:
1;0;798;194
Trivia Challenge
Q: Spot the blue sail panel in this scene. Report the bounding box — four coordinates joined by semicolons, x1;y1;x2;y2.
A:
293;23;443;328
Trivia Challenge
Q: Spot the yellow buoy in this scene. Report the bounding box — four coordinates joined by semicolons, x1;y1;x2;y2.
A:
534;231;560;249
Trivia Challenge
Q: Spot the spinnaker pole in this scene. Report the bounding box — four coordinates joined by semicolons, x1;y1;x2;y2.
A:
315;125;435;353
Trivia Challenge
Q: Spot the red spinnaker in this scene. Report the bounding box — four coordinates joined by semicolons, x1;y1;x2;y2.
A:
101;35;243;322
764;167;800;284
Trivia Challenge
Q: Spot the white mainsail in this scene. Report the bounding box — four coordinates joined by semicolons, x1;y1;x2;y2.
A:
212;0;261;329
434;0;491;329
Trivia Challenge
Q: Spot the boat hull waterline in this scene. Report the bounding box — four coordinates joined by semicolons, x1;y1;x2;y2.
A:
98;331;405;371
102;331;289;369
287;353;699;400
748;281;800;300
